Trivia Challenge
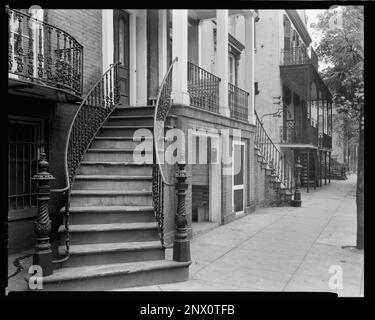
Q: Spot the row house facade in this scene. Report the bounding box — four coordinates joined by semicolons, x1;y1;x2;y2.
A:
7;8;330;291
255;9;333;191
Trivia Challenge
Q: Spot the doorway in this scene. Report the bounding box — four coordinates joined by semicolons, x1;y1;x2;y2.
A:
232;140;245;215
114;10;130;105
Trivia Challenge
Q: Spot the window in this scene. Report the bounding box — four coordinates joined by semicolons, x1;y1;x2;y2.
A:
8;117;44;219
283;15;291;50
228;53;237;85
310;101;318;128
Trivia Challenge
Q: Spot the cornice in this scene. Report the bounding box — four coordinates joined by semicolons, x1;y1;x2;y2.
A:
285;9;312;47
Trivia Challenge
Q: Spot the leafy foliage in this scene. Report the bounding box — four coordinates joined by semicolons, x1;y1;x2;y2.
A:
311;6;363;151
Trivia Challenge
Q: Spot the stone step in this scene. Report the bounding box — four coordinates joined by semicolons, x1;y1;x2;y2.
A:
261;162;268;169
91;136;153;149
100;124;174;135
74;175;152;191
78;162;153;176
99;125;155;137
70;190;152;206
65;205;155;224
105;115;177;127
83;149;153;162
111;106;155;117
26;260;191;291
58;241;164;267
106;115;155;127
59;222;159;245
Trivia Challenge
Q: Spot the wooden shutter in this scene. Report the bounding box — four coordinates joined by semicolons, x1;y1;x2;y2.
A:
284;15;291;50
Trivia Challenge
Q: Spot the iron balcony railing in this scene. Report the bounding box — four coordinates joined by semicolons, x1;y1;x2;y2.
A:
256;111;294;191
280;44;312;67
318;133;332;150
310;47;319;70
280;123;319;146
8;8;83;97
187;61;220;113
228;83;249;122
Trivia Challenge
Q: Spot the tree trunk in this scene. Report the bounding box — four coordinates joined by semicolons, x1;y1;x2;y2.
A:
356;105;364;249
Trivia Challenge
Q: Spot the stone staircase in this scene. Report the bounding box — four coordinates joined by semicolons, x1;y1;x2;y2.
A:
37;106;190;290
297;150;319;188
254;111;293;206
254;144;293;206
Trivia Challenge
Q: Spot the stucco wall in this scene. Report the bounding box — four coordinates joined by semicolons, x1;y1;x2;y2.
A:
199;17;247;91
254;10;284;145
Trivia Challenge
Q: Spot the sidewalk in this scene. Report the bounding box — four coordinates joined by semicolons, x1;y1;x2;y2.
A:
118;174;364;296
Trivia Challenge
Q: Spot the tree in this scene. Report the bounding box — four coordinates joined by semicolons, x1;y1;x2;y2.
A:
312;6;364;249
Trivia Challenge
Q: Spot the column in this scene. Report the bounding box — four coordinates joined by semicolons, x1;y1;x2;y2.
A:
129;13;137;106
216;9;229;117
171;9;190;106
244;10;257;124
136;10;147;106
102;10;114;72
158;9;168;84
198;20;203;66
325;151;327;185
306;150;310;193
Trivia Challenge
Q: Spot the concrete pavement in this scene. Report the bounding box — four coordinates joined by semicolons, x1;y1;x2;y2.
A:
117;174;364;296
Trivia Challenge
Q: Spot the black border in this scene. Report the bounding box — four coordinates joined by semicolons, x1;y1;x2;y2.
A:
1;0;373;310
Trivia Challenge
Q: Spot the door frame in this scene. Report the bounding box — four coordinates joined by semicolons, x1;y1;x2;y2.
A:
103;9;141;106
190;130;221;223
113;9;130;105
232;140;245;215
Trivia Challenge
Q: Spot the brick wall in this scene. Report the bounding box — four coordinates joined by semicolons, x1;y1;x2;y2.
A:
45;9;103;95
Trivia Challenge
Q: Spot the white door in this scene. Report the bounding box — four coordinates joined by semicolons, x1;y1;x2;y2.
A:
232;141;245;214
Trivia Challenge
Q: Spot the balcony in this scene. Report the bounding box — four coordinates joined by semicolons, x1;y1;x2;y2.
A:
228;83;249;122
319;133;332;150
280;44;318;70
280;123;318;146
187;61;220;113
8;8;83;101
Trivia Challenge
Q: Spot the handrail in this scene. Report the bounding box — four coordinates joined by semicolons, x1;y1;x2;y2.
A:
153;57;178;187
152;57;178;246
50;62;121;263
52;62;121;194
255;110;294;190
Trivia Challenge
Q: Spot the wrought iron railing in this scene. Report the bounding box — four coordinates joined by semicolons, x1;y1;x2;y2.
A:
153;57;178;245
280;44;311;66
228;83;249;121
310;47;319;70
280;123;319;146
7;8;83;97
187;61;220;113
318;133;332;150
255;111;294;190
51;62;121;263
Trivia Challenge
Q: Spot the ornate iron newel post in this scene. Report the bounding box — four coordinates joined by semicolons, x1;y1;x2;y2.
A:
173;162;191;262
32;144;55;276
292;157;302;207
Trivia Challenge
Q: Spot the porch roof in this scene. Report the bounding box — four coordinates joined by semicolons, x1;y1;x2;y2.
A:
280;64;332;102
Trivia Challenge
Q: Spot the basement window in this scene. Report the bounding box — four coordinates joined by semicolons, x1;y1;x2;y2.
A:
8;117;44;221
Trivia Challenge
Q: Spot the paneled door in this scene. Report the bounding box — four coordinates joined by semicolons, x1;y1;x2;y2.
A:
114;10;130;105
232;141;245;214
